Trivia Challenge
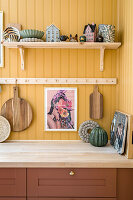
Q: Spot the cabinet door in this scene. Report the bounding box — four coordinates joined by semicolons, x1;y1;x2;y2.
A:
117;169;133;200
27;168;116;198
0;168;26;197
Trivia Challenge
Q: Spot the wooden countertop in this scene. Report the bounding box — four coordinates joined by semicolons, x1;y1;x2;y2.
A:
0;140;133;168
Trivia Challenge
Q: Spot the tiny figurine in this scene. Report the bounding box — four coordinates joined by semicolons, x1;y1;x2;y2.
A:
79;35;86;42
60;35;69;41
83;22;97;42
96;34;103;42
69;34;78;42
46;24;60;42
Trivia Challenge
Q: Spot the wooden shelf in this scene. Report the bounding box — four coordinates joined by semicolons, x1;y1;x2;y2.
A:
3;42;121;71
3;41;121;49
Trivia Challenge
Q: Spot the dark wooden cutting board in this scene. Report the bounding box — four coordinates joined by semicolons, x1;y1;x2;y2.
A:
1;86;33;132
90;85;103;119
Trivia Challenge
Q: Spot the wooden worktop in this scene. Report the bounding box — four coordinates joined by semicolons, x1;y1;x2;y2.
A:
0;140;133;168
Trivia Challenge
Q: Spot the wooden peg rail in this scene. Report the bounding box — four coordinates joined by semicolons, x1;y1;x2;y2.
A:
0;78;117;85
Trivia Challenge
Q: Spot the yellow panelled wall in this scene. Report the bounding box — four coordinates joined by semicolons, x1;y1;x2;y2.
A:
117;0;133;115
0;0;118;140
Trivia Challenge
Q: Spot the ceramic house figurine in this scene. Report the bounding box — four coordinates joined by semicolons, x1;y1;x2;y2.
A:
46;24;60;42
83;23;97;42
69;34;78;42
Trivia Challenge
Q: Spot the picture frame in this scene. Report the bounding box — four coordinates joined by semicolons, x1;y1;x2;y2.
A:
0;11;3;67
44;88;77;131
110;111;128;154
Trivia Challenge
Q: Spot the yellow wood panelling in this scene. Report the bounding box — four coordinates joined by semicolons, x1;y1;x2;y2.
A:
117;0;133;116
0;0;117;140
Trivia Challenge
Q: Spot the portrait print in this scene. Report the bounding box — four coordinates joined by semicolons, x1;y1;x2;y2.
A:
45;88;77;131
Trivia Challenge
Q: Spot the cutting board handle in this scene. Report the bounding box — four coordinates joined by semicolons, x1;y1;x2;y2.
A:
13;86;19;99
94;85;98;92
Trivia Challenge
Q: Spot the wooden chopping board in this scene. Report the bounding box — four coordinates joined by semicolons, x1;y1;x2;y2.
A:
1;86;33;132
90;85;103;119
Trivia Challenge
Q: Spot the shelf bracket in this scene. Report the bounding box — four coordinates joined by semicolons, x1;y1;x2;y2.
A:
100;47;105;72
17;45;24;70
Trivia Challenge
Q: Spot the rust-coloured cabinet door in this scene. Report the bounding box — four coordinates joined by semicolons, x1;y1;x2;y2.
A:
117;169;133;200
27;168;116;198
0;168;26;197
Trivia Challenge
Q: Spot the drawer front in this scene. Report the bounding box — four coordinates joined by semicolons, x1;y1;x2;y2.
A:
0;168;26;197
28;198;117;200
0;199;26;200
27;168;116;198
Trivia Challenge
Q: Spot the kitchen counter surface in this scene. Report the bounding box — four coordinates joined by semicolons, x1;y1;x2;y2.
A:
0;140;133;168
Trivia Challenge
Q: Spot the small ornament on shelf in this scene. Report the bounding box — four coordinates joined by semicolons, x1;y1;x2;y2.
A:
19;29;44;39
96;34;103;42
60;35;69;41
79;35;86;42
3;27;20;42
20;38;44;42
69;34;78;42
46;24;60;42
98;24;115;42
83;22;97;42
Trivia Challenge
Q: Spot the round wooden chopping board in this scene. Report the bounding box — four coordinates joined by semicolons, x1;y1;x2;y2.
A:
1;86;33;132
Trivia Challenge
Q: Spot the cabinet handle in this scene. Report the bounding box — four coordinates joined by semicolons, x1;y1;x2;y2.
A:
69;171;75;176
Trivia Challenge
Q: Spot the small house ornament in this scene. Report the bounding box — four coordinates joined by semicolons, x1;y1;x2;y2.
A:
46;24;60;42
83;23;97;42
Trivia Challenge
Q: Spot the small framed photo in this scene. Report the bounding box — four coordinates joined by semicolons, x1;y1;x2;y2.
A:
44;88;77;131
110;111;128;154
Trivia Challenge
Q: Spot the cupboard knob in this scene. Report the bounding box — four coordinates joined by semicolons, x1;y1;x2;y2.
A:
69;171;75;176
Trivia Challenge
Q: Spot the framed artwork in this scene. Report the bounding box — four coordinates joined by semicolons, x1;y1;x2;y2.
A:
0;11;3;67
45;88;77;131
110;111;128;154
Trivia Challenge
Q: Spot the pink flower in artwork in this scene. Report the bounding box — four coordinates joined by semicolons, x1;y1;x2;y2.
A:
58;107;63;114
66;100;72;110
57;99;66;109
56;98;72;111
57;107;69;118
60;108;69;118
